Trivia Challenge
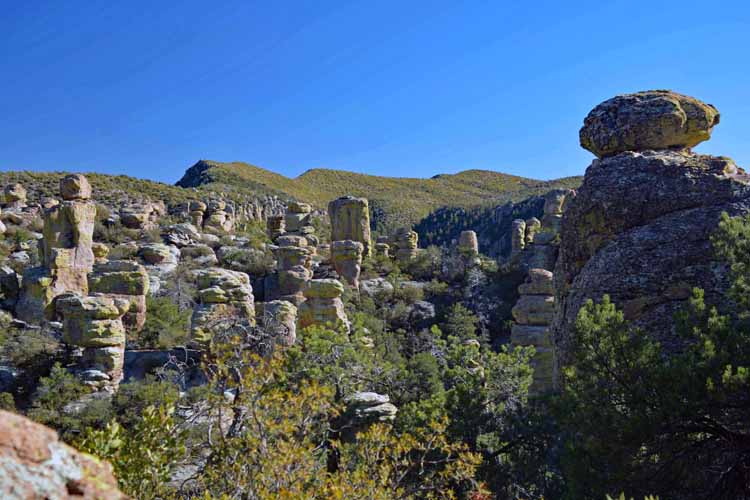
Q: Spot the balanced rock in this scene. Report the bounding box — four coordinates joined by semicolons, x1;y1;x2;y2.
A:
580;90;720;158
393;227;419;263
553;92;750;384
328;196;372;256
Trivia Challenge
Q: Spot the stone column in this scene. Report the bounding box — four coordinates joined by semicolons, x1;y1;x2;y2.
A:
298;278;349;332
328;196;371;256
190;268;256;346
331;240;364;288
393;228;419;263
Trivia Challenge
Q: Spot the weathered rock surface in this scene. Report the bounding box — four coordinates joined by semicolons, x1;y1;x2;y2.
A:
298;278;348;331
261;300;297;346
580;90;720;158
0;410;125;499
328;196;371;256
88;260;149;332
553;93;750;384
190;268;255;346
458;230;479;256
393;227;419;263
331;240;364;288
3;183;27;209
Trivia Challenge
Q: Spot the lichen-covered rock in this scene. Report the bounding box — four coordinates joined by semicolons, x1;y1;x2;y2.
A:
524;217;541;244
331;240;364;288
360;277;395;299
0;410;126;499
512;294;554;325
518;268;554;295
298;279;348;331
3;183;27;209
580;90;720;158
458;230;479;256
261;300;298;346
162;222;201;247
393;227;419;263
16;175;96;322
328;196;371;256
56;295;128;390
345;392;398;422
190;268;255;346
91;242;109;263
511;219;526;257
266;215;285;241
374;242;390;258
88;260;149;332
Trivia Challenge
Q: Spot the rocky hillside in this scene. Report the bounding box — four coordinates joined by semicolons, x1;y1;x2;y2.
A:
177;160;581;230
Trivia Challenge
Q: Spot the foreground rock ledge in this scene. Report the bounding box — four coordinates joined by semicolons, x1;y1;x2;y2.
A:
0;410;126;499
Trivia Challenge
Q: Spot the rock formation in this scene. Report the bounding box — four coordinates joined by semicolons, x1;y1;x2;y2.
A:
298;278;349;332
3;183;27;209
191;268;255;346
0;410;125;499
261;300;298;346
189;200;207;227
331;240;364;288
511;268;555;392
88;260;150;332
374;242;390;258
266;214;286;241
552;90;750;382
273;244;313;305
458;230;479;257
57;294;129;391
392;227;419;263
285;201;312;233
511;219;526;258
16;174;96;322
203;199;234;233
328;196;371;256
580;90;720;158
119;201;166;230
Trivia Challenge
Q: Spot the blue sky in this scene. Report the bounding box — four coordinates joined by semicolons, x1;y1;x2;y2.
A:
1;1;748;184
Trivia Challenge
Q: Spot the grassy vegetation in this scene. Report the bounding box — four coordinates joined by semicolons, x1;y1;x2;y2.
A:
177;160;582;229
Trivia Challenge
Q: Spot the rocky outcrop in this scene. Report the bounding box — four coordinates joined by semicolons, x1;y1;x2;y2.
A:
511;219;526;258
16;175;96;322
331;240;363;288
3;183;27;209
298;278;349;332
0;410;125;499
512;269;555;392
266;215;285;241
392;227;419;263
552;91;750;382
163;222;202;248
119;201;166;230
88;260;150;332
328;196;371;256
345;391;397;423
374;242;390;258
57;295;129;391
203;200;233;233
260;300;297;346
580;90;720;158
272;244;313;305
189;201;207;227
190;268;255;346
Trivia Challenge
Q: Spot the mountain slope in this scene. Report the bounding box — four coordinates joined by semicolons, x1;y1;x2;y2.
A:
177;160;581;230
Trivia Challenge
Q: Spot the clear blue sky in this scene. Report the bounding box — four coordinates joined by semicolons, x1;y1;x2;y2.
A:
1;1;748;184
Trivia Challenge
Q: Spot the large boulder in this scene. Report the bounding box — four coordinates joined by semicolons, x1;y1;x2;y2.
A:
0;410;125;499
580;90;720;158
553;92;750;383
298;279;348;332
190;268;255;346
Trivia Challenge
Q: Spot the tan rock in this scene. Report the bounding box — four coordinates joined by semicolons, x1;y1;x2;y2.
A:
298;279;348;332
458;230;479;256
331;240;364;288
0;410;126;499
580;90;720;158
328;196;371;256
262;300;298;346
60;173;92;201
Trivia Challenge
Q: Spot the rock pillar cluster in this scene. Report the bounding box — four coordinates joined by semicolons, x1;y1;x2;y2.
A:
190;268;256;346
328;196;371;256
57;295;129;391
16;174;96;322
331;240;364;288
203;200;234;233
298;278;349;332
552;90;749;383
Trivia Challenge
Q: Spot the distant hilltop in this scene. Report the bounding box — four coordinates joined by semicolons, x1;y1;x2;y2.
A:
176;159;581;230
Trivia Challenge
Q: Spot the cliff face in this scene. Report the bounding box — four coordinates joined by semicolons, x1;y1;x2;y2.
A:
552;91;750;377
